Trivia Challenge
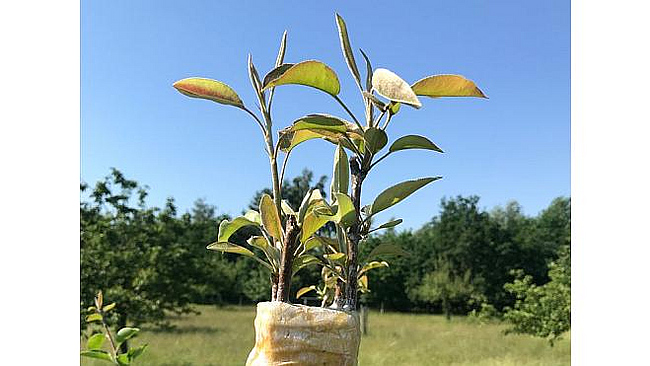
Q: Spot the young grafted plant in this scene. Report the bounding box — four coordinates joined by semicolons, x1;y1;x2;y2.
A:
173;13;486;311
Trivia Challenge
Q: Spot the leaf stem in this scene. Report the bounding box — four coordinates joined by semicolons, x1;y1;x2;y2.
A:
333;95;364;131
373;109;387;128
381;113;393;131
369;151;391;170
342;134;363;158
279;149;292;190
242;106;267;136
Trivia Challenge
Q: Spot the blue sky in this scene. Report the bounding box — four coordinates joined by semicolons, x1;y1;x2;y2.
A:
81;0;570;229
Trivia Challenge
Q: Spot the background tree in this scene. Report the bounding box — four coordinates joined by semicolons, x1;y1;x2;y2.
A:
502;245;571;345
410;258;482;320
82;168;570;321
81;169;197;341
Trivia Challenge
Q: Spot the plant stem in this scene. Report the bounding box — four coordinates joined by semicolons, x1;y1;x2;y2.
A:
260;106;283;218
369;151;391;170
99;311;118;361
333;278;345;308
279;149;292;190
344;157;367;310
276;215;300;302
381;113;393;131
271;274;278;301
373;109;387;128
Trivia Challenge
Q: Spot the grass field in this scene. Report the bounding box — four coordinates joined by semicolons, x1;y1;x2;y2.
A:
81;305;570;366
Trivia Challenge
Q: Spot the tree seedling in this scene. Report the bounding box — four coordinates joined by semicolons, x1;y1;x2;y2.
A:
173;13;486;310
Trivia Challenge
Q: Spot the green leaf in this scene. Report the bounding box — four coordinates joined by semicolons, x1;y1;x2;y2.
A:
80;350;113;362
117;354;130;365
389;135;444;154
277;123;363;153
217;217;259;242
367;243;410;260
389;102;401;115
300;193;331;241
364;127;388;154
372;219;403;232
263;63;294;86
301;210;331;242
411;74;487;98
336;225;347;255
244;210;262;225
260;194;283;240
292;114;349;133
306;235;340;252
372;68;421;108
248;236;280;269
173;78;245;109
370;177;441;216
335;13;362;89
296;285;317;299
116;327;140;345
313;192;355;227
292;255;320;274
359;49;373;92
262;60;341;96
325;252;346;261
86;333;106;350
85;313;103;323
298;189;317;224
248;54;263;94
303;236;325;251
102;302;116;312
281;200;296;216
332;193;356;226
359;275;369;291
127;344;148;361
207;241;255;257
275;31;288;68
331;143;349;197
359;261;389;276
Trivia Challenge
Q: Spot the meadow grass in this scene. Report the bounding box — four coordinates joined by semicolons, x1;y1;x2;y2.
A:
81;305;569;366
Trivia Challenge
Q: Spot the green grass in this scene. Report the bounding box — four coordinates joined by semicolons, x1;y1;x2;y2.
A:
81;305;570;366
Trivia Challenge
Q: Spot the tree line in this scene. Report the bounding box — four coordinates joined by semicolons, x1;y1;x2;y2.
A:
81;168;569;334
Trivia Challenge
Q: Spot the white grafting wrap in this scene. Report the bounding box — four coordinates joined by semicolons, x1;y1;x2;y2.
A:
246;302;361;366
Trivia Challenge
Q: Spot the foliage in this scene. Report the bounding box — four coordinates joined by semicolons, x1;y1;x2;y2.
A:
80;169;234;332
172;13;486;309
410;258;483;320
81;291;148;365
82;167;570;319
502;245;571;345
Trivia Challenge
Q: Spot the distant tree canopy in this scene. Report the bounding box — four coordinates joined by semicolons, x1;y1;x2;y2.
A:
81;169;570;330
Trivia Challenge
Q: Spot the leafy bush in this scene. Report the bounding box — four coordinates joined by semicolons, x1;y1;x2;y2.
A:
503;245;571;345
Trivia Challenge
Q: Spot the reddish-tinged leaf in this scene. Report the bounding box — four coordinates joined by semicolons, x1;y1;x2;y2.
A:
173;78;245;108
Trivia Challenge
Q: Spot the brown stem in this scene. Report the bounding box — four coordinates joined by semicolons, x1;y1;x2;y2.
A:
271;274;278;301
99;311;118;360
333;278;345;309
345;157;366;310
276;215;300;302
